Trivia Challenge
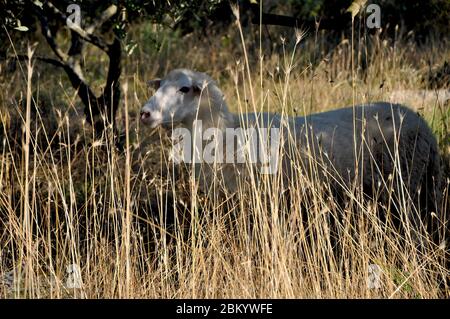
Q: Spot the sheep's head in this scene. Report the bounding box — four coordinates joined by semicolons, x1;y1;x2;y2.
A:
140;69;208;128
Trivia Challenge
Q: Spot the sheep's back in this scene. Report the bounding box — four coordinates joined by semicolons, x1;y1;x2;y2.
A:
288;102;440;208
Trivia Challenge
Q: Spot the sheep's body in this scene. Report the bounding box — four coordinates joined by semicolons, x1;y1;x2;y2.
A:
293;103;440;197
141;69;442;238
227;103;441;205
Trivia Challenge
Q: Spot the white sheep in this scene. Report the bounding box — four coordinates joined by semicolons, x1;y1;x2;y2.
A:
140;68;442;240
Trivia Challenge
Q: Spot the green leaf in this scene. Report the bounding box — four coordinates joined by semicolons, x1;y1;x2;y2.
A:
125;43;138;56
14;26;29;32
34;0;43;8
346;0;367;20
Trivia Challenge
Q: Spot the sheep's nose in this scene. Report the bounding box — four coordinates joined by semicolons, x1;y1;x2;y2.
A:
140;111;151;122
140;109;162;127
141;111;150;120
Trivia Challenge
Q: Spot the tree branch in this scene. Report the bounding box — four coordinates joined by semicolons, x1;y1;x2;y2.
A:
98;37;121;124
43;1;112;52
34;6;68;62
12;54;65;68
11;53;97;123
248;3;350;31
86;4;118;34
28;1;122;133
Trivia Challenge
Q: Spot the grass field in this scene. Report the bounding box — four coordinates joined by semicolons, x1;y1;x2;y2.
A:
0;17;449;298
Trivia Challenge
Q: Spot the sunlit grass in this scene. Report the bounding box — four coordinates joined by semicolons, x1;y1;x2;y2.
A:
0;18;448;298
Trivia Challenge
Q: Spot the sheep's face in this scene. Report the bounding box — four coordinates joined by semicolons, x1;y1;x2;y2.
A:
140;71;202;129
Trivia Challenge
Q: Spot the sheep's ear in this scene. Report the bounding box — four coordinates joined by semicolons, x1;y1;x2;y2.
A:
192;85;201;94
192;79;207;95
147;78;161;90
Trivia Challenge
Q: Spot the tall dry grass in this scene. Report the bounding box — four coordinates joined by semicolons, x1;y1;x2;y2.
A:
0;14;449;298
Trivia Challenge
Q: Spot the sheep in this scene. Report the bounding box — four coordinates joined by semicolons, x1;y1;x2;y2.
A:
140;68;443;243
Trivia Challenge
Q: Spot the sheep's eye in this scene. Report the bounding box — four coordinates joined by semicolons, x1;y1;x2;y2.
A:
179;86;190;93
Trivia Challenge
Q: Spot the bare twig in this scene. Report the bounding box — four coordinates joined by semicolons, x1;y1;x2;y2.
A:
12;54;65;68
